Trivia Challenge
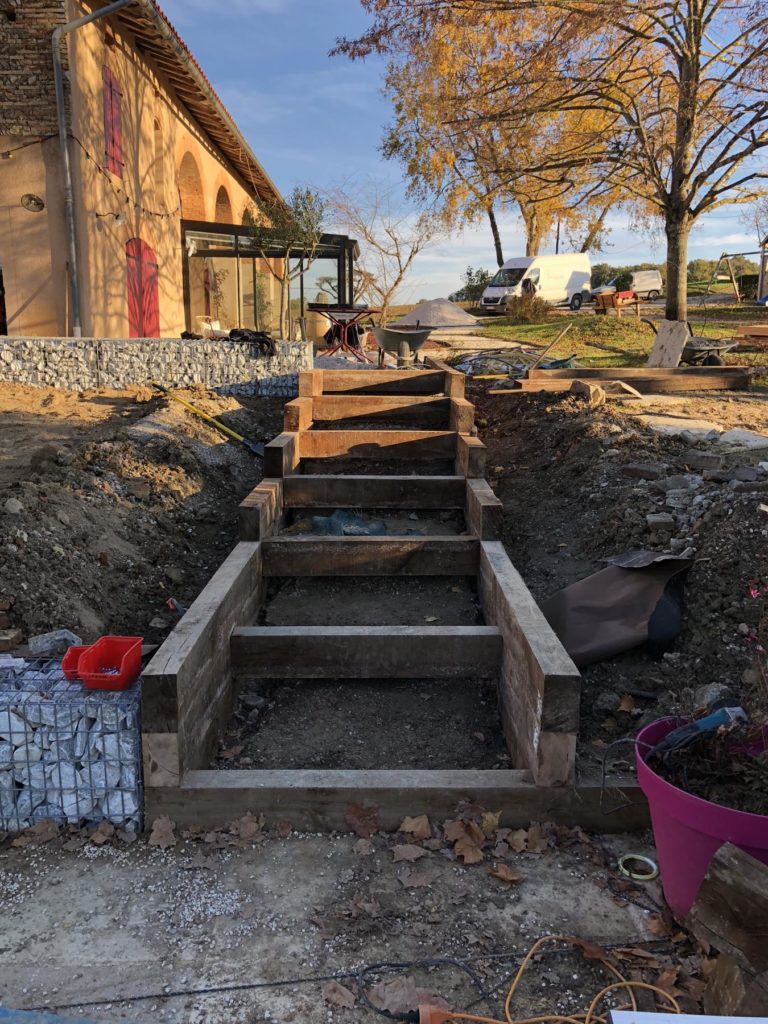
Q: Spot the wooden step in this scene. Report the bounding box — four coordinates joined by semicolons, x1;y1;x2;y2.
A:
299;429;457;461
282;474;467;508
230;625;502;678
311;394;450;426
319;369;451;395
260;535;479;575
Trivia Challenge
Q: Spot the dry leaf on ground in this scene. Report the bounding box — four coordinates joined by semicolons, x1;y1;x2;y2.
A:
91;821;115;845
398;814;431;841
322;980;356;1008
184;849;213;871
369;976;448;1014
443;819;467;842
233;812;263;840
220;745;243;760
345;802;380;838
490;863;523;885
481;810;501;836
148;816;177;849
399;868;437;888
277;821;292;838
619;694;636;713
572;937;610;961
353;838;374;856
508;828;528;853
526;823;548;853
393;843;427;863
455;837;484;864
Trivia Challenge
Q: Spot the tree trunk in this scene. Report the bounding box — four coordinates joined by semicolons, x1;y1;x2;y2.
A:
665;215;690;321
579;203;611;253
486;204;504;267
521;205;542;256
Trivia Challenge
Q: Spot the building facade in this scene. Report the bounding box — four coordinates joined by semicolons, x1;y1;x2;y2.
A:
0;0;350;339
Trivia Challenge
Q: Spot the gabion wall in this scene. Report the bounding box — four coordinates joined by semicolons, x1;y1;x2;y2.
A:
0;659;142;832
0;337;312;397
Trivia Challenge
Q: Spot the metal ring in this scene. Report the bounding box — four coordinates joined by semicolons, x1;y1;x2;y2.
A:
618;853;659;881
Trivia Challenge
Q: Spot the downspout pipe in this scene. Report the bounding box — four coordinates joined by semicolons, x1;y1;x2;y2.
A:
53;0;135;337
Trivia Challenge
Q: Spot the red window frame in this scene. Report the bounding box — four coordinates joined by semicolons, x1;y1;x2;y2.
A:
102;66;124;177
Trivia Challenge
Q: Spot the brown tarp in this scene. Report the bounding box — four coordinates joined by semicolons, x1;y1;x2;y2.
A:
541;551;692;668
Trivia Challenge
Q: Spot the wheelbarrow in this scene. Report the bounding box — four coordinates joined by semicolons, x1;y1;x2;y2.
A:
641;318;738;366
370;325;433;368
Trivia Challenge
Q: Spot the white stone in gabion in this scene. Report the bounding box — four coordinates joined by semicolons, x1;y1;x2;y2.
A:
93;732;137;762
0;709;32;745
95;704;128;731
43;738;76;763
100;789;139;821
45;761;83;790
12;742;42;769
82;759;120;796
14;760;47;789
72;717;91;760
15;787;46;820
30;804;68;824
0;740;13;768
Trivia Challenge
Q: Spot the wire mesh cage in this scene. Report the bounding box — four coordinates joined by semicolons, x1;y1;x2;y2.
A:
0;658;143;832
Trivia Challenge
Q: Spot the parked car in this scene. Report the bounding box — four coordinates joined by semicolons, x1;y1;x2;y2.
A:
480;253;592;312
592;269;663;300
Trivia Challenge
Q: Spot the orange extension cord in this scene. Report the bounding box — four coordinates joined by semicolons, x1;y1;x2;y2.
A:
417;935;682;1024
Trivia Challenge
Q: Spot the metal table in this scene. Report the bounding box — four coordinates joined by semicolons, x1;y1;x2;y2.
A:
310;304;378;363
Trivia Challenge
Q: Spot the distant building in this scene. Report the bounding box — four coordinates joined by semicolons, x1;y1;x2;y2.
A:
0;1;356;339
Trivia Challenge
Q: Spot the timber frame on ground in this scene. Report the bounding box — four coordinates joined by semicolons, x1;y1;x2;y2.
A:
141;359;646;831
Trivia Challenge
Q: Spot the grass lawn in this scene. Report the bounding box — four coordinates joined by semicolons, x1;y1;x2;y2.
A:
475;307;768;368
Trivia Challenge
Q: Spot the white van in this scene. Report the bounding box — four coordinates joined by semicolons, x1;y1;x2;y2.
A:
481;253;592;312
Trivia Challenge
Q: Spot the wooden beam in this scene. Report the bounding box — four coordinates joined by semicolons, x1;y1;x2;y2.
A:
283;474;467;509
231;625;502;678
298;429;456;461
141;543;263;782
465;479;503;539
238;478;284;541
527;366;750;379
311;394;450;427
495;371;751;394
146;770;649;832
449;397;475;433
455;434;487;478
261;536;479;575
299;370;323;396
424;356;466;397
321;370;449;395
263;432;299;477
478;541;581;786
284;397;313;432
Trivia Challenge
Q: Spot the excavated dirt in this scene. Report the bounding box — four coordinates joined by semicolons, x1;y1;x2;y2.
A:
470;383;768;782
0;384;282;645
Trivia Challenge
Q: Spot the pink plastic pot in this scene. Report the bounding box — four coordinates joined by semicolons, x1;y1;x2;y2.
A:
636;718;768;918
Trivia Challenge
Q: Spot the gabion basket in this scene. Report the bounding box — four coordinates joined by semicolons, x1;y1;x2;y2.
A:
0;658;143;832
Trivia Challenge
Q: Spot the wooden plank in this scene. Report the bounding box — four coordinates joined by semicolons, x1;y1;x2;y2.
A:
507;372;750;394
449;397;475;433
141;542;263;780
527;366;750;379
737;324;768;338
465;478;503;539
238;478;283;541
299;369;323;396
647;320;689;367
702;954;768;1016
263;432;299;477
284;397;313;431
146;770;649;832
261;536;479;575
231;625;502;678
687;843;768;975
455;434;487;478
478;541;581;786
321;369;448;395
424;356;466;397
298;429;456;461
312;394;450;427
283;474;467;509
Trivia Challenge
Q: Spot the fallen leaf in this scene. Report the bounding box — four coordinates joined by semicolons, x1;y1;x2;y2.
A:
572;937;610;961
618;693;636;713
220;745;243;760
393;843;427;863
647;913;672;938
473;731;486;742
398;814;431;841
148;816;176;849
490;863;523;885
455;837;484;864
91;821;115;845
277;821;292;838
492;841;510;859
345;802;380;838
117;827;138;845
98;550;110;566
526;823;548;853
369;976;448;1014
656;967;683;996
234;812;263;840
184;849;213;871
443;819;467;842
62;836;87;852
399;868;437;888
680;976;706;1000
322;981;356;1009
19;819;59;845
508;828;528;853
422;837;442;851
353;838;374;856
481;810;501;836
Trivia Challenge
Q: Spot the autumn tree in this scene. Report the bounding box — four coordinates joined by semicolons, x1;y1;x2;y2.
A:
324;183;440;322
338;0;768;321
245;186;325;337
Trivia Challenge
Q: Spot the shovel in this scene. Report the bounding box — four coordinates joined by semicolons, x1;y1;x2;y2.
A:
150;382;265;456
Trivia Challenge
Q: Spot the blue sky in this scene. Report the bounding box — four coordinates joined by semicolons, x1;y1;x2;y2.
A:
160;0;759;299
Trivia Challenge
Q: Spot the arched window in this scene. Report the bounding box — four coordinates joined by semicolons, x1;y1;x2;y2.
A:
126;238;159;338
178;152;205;220
214;185;233;223
153;118;165;200
102;66;124;177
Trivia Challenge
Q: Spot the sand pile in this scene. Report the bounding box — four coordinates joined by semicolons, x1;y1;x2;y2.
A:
390;298;479;328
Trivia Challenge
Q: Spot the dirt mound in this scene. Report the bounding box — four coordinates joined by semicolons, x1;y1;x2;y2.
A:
472;385;768;778
390;298;478;328
0;385;282;644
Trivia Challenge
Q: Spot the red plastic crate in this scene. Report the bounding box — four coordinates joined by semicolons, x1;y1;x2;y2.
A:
78;636;143;690
61;644;90;680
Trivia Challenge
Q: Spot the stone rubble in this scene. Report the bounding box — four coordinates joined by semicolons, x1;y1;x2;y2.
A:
0;659;141;832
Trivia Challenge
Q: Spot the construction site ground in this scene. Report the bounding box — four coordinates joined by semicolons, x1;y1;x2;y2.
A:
1;375;766;1019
